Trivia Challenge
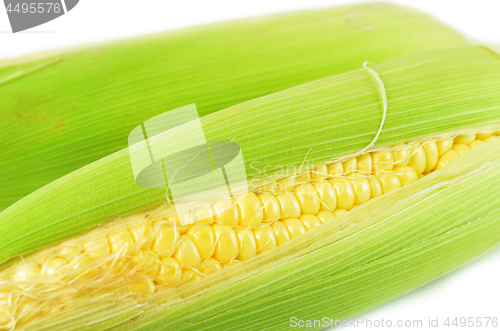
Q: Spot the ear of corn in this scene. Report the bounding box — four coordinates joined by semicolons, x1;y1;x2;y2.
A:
5;132;500;331
1;45;499;269
136;139;500;331
1;130;496;328
2;45;500;329
0;3;472;210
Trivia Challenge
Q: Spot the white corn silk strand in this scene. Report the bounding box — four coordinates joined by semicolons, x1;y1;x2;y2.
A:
356;61;388;156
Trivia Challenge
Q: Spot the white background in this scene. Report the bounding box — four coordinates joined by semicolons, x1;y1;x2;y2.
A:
1;0;500;58
1;1;500;330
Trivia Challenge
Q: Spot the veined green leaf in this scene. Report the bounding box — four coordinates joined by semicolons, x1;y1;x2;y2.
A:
0;3;471;210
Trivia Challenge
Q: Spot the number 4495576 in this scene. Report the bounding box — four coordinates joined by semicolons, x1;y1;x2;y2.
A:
444;317;499;328
6;2;62;14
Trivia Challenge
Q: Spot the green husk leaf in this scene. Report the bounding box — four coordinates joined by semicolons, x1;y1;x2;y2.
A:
1;46;500;267
0;3;471;210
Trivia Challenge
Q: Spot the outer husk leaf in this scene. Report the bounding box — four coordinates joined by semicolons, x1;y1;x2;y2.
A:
0;3;471;209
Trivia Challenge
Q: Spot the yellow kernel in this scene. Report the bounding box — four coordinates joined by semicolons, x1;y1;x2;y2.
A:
454;134;476;145
198;258;222;276
182;269;203;283
152;221;180;258
157;257;182;285
128;278;155;297
134;250;162;277
108;229;135;255
436;138;454;157
311;164;328;179
252;225;277;254
273;221;291;246
276;193;301;218
468;140;484;149
212;224;239;263
371;151;394;172
282;218;307;239
376;172;402;193
57;245;79;258
193;205;215;224
313;180;337;212
186;222;215;260
177;210;194;227
342;157;357;174
349;174;371;205
295;184;320;214
316;211;335;223
476;133;491;140
327;162;343;176
12;265;40;282
41;257;66;278
408;144;426;174
83;236;110;259
235;226;257;261
164;215;188;232
101;258;129;278
394;166;418;186
212;198;239;226
393;144;410;167
129;222;154;249
356;154;372;174
435;149;460;170
237;193;264;227
452;143;470;156
422;141;438;173
367;175;383;198
174;236;202;268
299;214;322;231
329;177;355;210
257;193;281;221
483;135;497;142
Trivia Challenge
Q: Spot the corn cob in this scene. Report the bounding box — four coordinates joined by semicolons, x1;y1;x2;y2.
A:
1;45;500;330
0;3;472;210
